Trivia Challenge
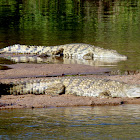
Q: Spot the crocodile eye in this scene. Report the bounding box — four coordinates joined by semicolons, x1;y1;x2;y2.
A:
83;53;93;60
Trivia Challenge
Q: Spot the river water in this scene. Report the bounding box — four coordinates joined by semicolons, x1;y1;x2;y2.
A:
0;105;140;139
0;0;140;71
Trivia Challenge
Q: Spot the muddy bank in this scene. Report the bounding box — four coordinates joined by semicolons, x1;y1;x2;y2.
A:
0;63;140;109
0;63;110;79
0;94;140;109
0;63;140;85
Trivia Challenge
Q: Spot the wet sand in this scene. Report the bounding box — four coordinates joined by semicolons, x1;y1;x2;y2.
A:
0;63;110;79
1;94;140;109
0;63;140;109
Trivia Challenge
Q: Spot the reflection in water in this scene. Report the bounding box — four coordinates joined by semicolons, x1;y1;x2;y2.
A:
0;0;140;70
0;65;11;70
0;105;140;139
0;57;15;70
2;55;126;67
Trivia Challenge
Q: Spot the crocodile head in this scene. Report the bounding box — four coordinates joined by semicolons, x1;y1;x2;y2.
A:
93;47;127;60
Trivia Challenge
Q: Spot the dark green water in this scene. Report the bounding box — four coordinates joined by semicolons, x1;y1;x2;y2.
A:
0;0;140;70
0;105;140;139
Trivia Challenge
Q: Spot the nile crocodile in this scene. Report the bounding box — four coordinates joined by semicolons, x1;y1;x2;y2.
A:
1;77;140;98
0;43;127;60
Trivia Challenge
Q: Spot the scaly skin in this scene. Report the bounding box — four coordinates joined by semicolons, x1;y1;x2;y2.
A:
0;43;127;60
1;77;140;98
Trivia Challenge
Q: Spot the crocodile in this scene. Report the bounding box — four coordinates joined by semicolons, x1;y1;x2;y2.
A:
1;77;140;98
0;43;127;60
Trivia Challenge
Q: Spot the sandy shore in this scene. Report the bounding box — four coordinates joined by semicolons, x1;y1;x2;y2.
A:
1;94;140;109
0;63;140;109
0;63;110;79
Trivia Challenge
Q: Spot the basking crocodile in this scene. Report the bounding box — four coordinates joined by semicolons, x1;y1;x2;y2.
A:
0;43;127;60
1;77;140;98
